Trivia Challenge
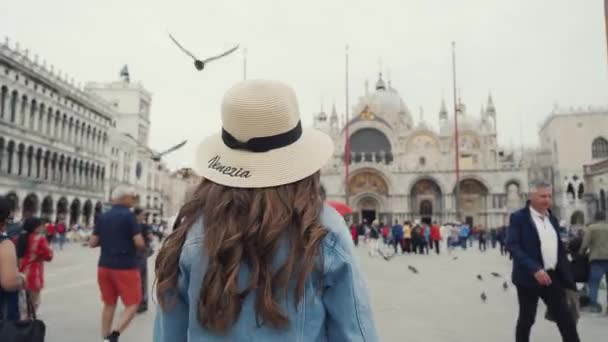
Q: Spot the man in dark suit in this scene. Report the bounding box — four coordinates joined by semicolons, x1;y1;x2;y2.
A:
506;180;580;342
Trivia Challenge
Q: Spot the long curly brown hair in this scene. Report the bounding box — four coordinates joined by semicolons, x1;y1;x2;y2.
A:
155;172;327;333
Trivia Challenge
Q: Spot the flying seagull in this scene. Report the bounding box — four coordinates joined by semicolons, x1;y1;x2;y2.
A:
168;33;239;71
480;292;487;303
151;140;188;162
125;133;187;162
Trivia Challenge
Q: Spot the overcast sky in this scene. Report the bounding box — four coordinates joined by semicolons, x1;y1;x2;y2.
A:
1;0;607;170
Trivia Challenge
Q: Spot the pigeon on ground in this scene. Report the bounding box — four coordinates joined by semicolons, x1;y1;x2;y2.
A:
168;33;239;71
407;265;419;274
491;272;502;278
452;256;458;260
477;274;483;281
503;282;509;291
480;292;487;302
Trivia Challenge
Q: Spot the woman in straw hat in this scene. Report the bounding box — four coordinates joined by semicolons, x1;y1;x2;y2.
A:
154;80;378;341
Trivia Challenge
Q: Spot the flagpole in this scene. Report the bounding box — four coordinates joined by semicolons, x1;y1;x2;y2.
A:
452;41;461;222
243;47;248;80
605;0;608;65
344;44;351;206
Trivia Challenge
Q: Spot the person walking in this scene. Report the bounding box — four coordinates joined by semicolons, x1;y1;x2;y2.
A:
17;217;53;314
459;223;469;250
0;196;26;321
431;222;442;255
133;208;154;314
45;220;55;245
89;186;146;342
423;224;431;255
490;227;498;249
403;221;412;253
153;79;377;341
478;228;487;252
497;226;507;256
578;211;608;314
369;220;381;257
506;180;580;342
350;223;359;247
411;224;420;254
391;220;404;255
56;219;67;251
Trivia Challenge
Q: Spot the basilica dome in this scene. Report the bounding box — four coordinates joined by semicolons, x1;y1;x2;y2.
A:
352;74;412;128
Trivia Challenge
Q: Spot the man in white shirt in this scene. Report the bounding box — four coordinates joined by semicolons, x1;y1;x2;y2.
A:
506;180;579;342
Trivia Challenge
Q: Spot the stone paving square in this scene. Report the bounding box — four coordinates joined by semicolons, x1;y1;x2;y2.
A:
40;243;606;342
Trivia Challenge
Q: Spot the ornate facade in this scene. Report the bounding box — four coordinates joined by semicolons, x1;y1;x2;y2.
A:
315;74;528;228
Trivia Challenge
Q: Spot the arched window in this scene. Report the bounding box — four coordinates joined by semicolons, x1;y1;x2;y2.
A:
592;137;608;159
86;126;92;150
20;95;28;126
0;86;8;118
81;123;86;146
74;119;80;144
9;90;18;122
43;151;51;180
65;157;71;184
6;141;15;174
26;146;34;177
17;143;25;175
29;99;37;130
78;160;84;186
53;109;59;137
0;138;4;172
38;103;45;133
51;152;58;181
566;183;575;202
49;108;56;136
72;159;78;185
578;183;585;200
35;148;42;178
58;155;65;182
600;189;606;213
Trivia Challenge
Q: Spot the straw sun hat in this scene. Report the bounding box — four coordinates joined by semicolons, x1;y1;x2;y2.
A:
194;79;334;188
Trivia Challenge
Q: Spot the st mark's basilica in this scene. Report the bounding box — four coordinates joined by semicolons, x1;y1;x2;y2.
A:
314;74;528;228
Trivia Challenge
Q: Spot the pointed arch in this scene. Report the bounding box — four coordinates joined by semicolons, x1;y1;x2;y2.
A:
577;183;585;200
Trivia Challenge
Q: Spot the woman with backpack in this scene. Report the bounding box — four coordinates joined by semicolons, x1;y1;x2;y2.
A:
17;217;53;313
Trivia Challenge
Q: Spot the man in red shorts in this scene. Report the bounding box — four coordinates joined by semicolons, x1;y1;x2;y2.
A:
89;185;145;342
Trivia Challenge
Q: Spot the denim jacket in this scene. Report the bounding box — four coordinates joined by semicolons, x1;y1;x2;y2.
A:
154;205;378;342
